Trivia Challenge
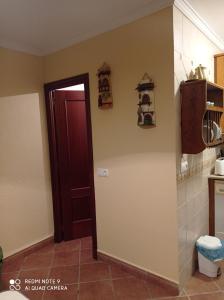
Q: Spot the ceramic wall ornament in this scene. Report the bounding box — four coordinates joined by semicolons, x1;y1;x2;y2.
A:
97;63;113;108
136;73;156;127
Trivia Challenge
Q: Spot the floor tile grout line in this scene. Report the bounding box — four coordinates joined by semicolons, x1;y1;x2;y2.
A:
186;289;224;296
19;266;60;272
110;275;135;280
182;288;191;300
46;239;81;299
108;264;116;299
41;246;55;300
77;243;81;300
146;281;153;300
12;248;54;299
1;240;84;294
14;256;27;284
20;265;54;272
54;248;80;252
151;296;185;300
213;279;222;291
25;251;55;257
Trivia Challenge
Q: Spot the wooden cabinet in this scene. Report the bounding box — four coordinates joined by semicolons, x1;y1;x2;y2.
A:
215;53;224;87
180;80;224;154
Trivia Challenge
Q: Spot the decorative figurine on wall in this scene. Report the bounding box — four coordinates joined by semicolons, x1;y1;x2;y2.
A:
136;73;155;127
97;63;113;108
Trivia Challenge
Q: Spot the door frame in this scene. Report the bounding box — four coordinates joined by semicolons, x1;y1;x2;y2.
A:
44;73;97;258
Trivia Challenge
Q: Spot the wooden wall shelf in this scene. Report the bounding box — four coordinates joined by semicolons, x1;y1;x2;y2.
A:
206;106;224;113
180;80;224;154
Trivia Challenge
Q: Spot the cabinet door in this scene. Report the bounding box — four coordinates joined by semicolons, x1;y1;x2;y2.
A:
215;54;224;87
181;81;206;154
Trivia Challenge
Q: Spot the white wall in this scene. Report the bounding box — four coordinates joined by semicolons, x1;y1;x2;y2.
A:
0;93;53;257
0;48;53;258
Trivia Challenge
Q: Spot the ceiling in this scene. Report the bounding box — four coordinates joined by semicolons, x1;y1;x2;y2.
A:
0;0;223;56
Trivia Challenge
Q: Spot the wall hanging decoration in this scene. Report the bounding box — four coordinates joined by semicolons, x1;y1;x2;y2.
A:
136;73;156;127
97;63;113;108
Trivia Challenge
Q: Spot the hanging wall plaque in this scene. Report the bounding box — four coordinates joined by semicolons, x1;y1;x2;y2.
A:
97;63;113;108
136;73;156;127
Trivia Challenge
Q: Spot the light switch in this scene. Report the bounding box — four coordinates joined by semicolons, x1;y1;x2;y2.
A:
97;168;109;177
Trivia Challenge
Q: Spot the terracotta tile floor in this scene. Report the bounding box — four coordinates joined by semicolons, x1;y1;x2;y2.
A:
1;238;224;299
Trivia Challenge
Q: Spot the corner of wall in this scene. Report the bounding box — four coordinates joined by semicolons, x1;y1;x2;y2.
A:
173;5;223;286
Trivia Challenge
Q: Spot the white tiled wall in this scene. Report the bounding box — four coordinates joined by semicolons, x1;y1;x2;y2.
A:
173;6;222;287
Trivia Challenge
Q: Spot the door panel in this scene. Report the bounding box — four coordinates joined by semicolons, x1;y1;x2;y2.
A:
72;196;91;220
72;219;92;239
53;90;93;240
65;100;89;188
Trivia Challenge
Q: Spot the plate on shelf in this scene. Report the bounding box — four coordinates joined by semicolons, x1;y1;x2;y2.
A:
202;123;214;144
212;121;222;140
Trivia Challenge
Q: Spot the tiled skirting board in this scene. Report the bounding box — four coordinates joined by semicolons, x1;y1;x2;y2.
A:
3;237;54;263
177;156;217;183
98;251;179;295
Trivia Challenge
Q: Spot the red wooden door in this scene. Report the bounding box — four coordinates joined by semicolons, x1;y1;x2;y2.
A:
53;90;94;240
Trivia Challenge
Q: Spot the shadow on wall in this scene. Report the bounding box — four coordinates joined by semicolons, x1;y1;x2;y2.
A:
0;92;53;258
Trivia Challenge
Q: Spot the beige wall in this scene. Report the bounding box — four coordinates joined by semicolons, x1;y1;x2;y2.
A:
0;48;43;97
0;48;53;257
173;6;222;286
45;7;179;282
2;3;223;285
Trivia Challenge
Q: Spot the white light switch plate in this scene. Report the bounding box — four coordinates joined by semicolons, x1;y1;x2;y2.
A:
97;168;109;177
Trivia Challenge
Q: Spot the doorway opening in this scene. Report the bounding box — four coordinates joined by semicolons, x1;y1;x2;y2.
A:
44;74;97;259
